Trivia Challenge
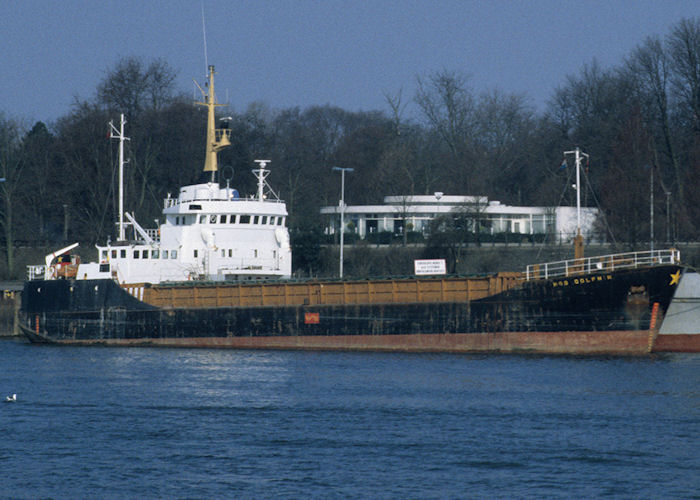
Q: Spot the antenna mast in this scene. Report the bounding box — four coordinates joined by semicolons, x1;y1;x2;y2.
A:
201;2;208;72
253;160;271;201
564;147;589;259
109;114;129;241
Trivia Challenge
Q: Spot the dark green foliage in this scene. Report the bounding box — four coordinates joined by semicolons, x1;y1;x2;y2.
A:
290;227;325;276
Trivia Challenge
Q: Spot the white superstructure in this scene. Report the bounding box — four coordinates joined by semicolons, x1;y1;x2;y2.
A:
29;65;291;284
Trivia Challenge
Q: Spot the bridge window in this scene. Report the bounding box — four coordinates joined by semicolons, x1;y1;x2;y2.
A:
277;217;284;226
240;215;251;224
170;250;177;259
111;250;117;259
210;214;217;224
121;249;126;258
253;215;259;224
152;250;159;259
199;215;206;224
133;250;140;259
194;249;198;258
261;216;268;225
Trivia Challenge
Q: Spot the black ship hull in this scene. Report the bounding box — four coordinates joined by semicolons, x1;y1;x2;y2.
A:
20;264;686;355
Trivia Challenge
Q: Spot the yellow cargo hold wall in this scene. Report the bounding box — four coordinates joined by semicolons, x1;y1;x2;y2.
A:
138;273;522;309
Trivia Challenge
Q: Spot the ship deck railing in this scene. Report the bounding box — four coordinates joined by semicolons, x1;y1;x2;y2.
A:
164;196;286;208
525;248;680;281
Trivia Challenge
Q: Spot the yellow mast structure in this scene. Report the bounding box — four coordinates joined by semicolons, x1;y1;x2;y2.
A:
195;65;231;179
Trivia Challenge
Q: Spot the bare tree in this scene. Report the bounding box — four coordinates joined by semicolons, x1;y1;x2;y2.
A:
415;71;477;193
627;37;680;195
55;102;114;243
473;89;536;202
668;18;700;135
97;56;177;117
0;114;26;276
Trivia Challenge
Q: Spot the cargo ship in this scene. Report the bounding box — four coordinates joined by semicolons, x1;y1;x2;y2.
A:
20;66;699;354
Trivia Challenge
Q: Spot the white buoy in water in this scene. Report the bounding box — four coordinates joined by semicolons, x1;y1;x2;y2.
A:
4;394;16;402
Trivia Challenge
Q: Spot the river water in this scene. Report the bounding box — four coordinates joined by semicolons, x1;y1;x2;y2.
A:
1;338;699;498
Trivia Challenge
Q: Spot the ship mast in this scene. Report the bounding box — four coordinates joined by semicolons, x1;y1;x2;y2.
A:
564;147;589;260
109;114;129;241
195;65;231;182
253;160;271;201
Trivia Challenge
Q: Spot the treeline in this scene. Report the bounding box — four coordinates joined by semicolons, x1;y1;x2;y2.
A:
1;18;700;278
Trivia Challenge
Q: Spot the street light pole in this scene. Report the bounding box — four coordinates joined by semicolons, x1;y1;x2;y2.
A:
332;166;354;278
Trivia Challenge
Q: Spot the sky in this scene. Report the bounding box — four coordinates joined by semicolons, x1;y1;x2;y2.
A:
1;0;698;126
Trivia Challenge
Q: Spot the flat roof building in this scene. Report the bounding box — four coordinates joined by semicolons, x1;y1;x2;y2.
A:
320;193;598;243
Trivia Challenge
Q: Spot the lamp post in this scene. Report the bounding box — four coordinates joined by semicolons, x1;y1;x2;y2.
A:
332;166;354;278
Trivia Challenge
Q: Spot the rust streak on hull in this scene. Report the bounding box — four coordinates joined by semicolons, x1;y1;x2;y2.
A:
33;330;652;356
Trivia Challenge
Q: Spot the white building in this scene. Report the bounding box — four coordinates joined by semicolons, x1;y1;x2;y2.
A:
320;193;598;243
